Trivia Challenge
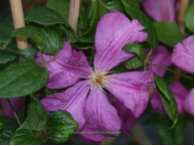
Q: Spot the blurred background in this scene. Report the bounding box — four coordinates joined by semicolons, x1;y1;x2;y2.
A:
0;0;194;145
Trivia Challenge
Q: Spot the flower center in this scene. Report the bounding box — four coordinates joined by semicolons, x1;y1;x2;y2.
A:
89;71;107;88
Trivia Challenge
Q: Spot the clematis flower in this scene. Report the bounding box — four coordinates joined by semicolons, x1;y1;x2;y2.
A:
142;0;177;22
183;88;194;116
0;98;23;119
150;82;187;115
38;11;154;141
146;44;172;77
110;97;136;135
171;35;194;73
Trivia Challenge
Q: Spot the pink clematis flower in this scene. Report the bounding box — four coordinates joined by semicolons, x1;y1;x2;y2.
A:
142;0;177;22
171;35;194;73
183;88;194;116
0;98;23;119
38;11;154;141
111;97;136;135
150;82;187;115
146;44;172;77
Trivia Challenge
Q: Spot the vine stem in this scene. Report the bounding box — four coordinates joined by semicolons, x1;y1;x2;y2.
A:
0;44;28;60
6;99;21;126
68;0;81;33
9;0;28;49
148;62;194;81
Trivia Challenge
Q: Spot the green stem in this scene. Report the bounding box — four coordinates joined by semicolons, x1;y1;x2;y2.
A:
6;99;21;126
148;62;194;81
0;44;28;60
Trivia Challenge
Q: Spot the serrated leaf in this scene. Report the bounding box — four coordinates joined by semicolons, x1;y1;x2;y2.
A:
19;45;37;60
107;0;125;13
47;111;78;144
11;26;64;54
153;22;183;47
0;59;48;98
46;0;70;22
125;57;143;69
185;3;194;32
19;96;47;131
121;0;158;49
78;0;99;42
123;43;145;60
0;50;17;64
25;6;65;25
0;127;15;144
0;15;14;44
154;74;178;126
10;129;40;145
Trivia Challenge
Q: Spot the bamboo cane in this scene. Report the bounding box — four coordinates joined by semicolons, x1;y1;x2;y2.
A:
9;0;28;49
68;0;81;33
177;0;189;35
173;0;189;82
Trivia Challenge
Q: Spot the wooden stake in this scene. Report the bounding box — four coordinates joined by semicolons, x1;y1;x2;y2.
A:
174;0;189;81
177;0;190;35
68;0;81;33
9;0;28;49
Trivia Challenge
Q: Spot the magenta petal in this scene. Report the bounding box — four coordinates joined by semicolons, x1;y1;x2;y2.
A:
0;98;23;119
36;42;92;89
41;81;90;130
183;88;194;116
105;71;154;118
142;0;176;22
146;45;172;77
171;35;194;73
81;86;121;141
151;82;188;115
94;11;147;72
112;99;136;135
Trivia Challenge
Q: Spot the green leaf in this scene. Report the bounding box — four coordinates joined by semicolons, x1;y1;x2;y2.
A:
0;123;3;130
19;96;47;131
25;6;66;25
154;22;183;47
154;74;178;126
0;15;14;44
78;0;99;42
146;114;188;145
0;50;17;64
10;129;41;145
0;59;48;98
46;0;70;22
47;111;78;144
125;57;143;69
123;43;145;60
0;127;15;145
11;26;64;54
121;0;158;49
107;0;125;12
19;45;37;60
185;3;194;32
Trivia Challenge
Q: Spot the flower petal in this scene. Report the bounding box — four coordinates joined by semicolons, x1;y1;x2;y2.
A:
0;98;23;119
94;11;147;72
142;0;176;22
151;82;187;115
146;44;172;77
171;35;194;73
112;98;136;135
105;70;154;118
41;81;90;130
36;42;92;89
183;88;194;116
81;86;121;141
